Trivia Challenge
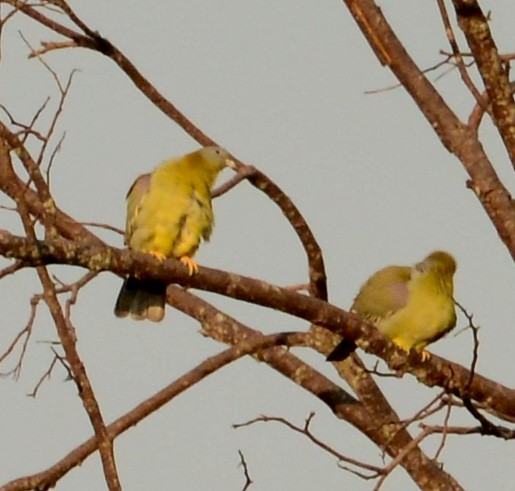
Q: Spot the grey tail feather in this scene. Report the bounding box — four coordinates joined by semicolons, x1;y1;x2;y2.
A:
114;278;134;318
114;277;167;322
326;340;357;362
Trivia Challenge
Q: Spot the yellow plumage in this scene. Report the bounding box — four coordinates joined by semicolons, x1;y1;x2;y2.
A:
114;146;234;322
327;251;457;361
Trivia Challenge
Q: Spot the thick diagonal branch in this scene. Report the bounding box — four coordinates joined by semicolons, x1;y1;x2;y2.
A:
451;0;515;166
343;0;515;258
0;231;512;422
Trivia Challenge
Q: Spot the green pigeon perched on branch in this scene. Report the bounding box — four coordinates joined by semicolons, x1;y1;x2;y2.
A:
114;146;234;322
327;251;457;362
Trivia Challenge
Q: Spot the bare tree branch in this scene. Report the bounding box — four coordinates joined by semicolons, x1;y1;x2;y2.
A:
237;450;253;491
0;229;513;421
1;0;329;301
0;2;512;490
342;0;515;258
234;413;384;478
451;0;515;166
167;287;465;490
0;332;310;491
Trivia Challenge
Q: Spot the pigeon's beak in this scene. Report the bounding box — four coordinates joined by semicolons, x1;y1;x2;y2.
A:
225;158;237;170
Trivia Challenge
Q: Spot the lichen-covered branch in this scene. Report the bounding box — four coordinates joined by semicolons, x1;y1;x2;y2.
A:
0;230;512;422
167;287;464;490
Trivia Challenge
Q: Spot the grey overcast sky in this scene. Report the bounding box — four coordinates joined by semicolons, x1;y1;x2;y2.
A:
1;1;514;490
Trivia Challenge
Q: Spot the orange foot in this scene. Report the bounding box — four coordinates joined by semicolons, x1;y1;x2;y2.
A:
421;350;431;362
180;256;198;275
149;251;167;261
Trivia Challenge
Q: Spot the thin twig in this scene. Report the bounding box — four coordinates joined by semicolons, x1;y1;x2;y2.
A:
454;302;509;437
433;395;454;461
27;354;58;398
234;413;382;478
237;450;253;491
436;0;486;108
0;259;23;279
0;101;49;144
80;221;124;236
0;296;38;379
